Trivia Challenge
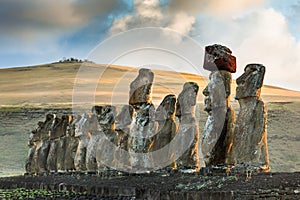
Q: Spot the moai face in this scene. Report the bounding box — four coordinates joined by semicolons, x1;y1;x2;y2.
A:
236;64;265;100
202;71;228;113
98;105;117;130
155;94;176;121
116;105;134;130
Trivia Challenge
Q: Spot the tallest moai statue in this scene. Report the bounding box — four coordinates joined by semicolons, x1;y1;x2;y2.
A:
233;64;269;170
128;68;156;172
201;44;236;166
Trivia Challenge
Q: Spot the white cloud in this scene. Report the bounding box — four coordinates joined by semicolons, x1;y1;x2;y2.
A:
195;8;300;90
109;0;196;36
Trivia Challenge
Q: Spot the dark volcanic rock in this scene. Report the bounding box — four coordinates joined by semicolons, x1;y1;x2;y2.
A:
203;44;236;73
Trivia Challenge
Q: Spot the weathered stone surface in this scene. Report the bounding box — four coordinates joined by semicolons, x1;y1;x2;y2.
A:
235;64;265;100
129;68;154;107
56;115;68;171
233;64;269;170
201;70;235;166
95;105;118;172
175;82;200;171
152;94;178;169
115;105;133;170
153;94;177;150
128;103;157;172
64;115;79;171
25;122;42;174
86;114;100;172
203;44;236;73
74;114;90;171
35;114;54;173
47;115;68;172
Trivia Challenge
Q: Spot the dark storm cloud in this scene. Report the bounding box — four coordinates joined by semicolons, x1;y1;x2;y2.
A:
0;0;129;36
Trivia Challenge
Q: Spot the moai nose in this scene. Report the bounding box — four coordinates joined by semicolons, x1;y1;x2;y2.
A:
202;86;209;96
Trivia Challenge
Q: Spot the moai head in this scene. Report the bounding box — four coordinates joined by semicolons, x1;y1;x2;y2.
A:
176;82;199;117
155;94;177;121
97;105;117;131
75;113;89;137
115;105;134;130
129;68;154;107
235;64;265;100
202;71;231;113
203;44;236;73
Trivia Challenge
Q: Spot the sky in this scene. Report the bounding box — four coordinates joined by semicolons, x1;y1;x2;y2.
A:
0;0;300;91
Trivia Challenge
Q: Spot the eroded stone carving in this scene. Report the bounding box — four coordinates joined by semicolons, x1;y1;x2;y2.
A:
35;114;54;174
128;103;156;172
95;105;118;172
25;121;42;174
175;82;200;171
129;68;154;107
47;115;68;172
74;114;90;171
86;113;100;172
233;64;269;170
201;70;235;166
114;105;134;170
64;115;79;172
152;94;178;169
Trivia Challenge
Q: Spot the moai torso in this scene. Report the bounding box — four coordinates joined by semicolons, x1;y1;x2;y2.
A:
201;44;236;166
86;114;101;172
114;105;133;171
175;82;200;171
233;64;269;170
115;105;134;151
74;114;90;171
64;115;79;171
25;121;42;174
95;105;118;172
56;115;68;171
35;114;54;174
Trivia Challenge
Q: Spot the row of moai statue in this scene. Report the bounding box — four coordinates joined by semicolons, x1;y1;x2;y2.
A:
25;44;270;175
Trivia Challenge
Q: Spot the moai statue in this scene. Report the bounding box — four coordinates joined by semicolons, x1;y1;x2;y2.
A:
35;114;54;174
175;82;200;172
25;121;42;174
64;115;80;172
201;44;236;166
86;112;101;172
114;105;134;170
74;113;90;172
47;116;61;172
56;115;68;171
46;115;68;172
96;105;118;173
152;94;178;169
128;68;156;172
233;64;269;171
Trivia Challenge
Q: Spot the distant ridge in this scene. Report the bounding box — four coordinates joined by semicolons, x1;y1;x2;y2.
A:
1;62;300;107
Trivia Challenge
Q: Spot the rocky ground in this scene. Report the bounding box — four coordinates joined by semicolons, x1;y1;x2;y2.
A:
0;171;299;199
